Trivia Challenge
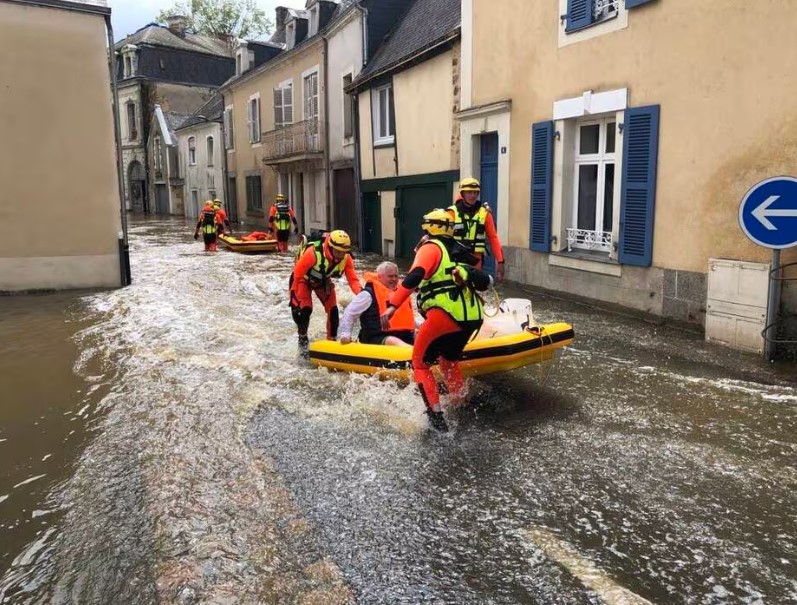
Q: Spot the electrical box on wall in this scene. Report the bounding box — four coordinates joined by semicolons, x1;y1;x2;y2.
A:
705;259;770;354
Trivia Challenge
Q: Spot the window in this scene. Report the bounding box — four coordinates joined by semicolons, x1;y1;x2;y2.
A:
342;74;353;139
124;56;132;77
223;106;234;150
568;117;616;254
248;95;261;143
236;53;242;75
188;136;196;165
273;81;293;129
303;71;319;121
191;189;199;215
372;84;394;145
245;175;262;211
154;136;163;175
207;136;214;167
209;189;217;200
126;102;137;140
565;0;618;32
309;5;319;36
286;22;295;49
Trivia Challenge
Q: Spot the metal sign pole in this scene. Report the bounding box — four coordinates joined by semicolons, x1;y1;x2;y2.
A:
765;249;781;361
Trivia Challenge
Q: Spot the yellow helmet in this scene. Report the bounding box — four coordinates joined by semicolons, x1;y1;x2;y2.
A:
421;209;454;237
275;194;286;201
459;177;481;192
327;229;352;252
212;200;221;207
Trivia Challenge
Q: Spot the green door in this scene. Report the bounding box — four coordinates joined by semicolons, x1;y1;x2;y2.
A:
362;192;382;253
397;184;448;258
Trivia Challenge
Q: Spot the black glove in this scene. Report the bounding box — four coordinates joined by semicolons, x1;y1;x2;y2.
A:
293;227;299;235
193;232;199;240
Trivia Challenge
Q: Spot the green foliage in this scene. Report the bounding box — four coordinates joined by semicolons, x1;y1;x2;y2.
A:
157;0;273;40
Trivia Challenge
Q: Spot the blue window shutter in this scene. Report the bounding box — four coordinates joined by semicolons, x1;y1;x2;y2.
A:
619;105;660;267
530;121;553;252
566;0;593;32
626;0;655;8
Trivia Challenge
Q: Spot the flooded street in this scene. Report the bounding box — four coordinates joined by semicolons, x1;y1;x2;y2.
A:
1;217;796;604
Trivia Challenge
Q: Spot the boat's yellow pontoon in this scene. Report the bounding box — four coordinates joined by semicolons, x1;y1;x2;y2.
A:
219;233;278;254
309;299;573;381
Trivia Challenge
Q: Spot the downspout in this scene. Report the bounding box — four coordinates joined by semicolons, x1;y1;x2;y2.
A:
220;92;232;223
322;37;332;231
353;2;368;249
105;14;132;286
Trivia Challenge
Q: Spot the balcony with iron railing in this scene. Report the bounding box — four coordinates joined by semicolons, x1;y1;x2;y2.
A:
262;119;324;164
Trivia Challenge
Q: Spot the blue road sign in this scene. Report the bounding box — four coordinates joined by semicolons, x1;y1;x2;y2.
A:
739;176;797;249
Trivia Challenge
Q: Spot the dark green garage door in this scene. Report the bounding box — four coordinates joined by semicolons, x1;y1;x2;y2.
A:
396;184;449;258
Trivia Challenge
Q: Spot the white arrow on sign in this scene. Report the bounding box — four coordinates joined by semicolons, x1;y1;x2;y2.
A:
752;195;797;230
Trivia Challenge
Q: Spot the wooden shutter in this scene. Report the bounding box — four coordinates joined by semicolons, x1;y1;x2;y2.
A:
273;88;283;128
283;84;294;125
626;0;655;7
530;121;554;252
566;0;593;32
618;105;660;267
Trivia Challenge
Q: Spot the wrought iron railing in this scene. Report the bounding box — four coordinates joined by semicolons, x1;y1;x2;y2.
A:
262;119;323;160
566;228;612;253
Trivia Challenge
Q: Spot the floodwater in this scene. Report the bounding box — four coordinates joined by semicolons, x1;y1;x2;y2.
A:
1;216;795;604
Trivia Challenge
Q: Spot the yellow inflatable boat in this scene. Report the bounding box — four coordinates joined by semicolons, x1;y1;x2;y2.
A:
309;321;574;381
219;233;278;254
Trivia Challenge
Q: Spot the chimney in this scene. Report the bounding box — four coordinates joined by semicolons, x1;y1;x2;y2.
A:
165;15;188;37
275;7;289;31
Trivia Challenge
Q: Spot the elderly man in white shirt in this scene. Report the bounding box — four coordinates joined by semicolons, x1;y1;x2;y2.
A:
339;261;416;346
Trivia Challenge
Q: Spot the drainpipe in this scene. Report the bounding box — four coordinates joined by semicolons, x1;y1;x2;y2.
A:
353;3;368;250
322;37;332;231
220;93;232;223
105;15;132;286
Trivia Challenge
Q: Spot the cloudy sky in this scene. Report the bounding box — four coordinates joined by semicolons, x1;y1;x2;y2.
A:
109;0;307;41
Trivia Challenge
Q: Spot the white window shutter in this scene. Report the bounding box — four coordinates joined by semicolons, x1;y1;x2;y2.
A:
273;88;283;128
284;85;293;124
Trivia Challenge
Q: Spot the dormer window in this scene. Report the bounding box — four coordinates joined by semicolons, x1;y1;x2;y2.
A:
286;21;296;49
308;5;319;36
124;56;132;77
236;52;242;75
121;45;137;78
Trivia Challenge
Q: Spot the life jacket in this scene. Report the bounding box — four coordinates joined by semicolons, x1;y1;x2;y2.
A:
274;201;292;231
358;272;415;339
449;200;489;254
417;238;484;323
201;207;217;235
304;241;347;287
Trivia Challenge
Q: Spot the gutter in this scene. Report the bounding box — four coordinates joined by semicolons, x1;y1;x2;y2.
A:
105;13;132;286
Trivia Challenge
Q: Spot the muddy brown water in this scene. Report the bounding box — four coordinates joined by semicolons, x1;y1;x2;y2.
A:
1;216;795;604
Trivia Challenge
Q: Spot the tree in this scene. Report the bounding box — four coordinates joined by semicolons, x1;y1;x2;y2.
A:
158;0;272;41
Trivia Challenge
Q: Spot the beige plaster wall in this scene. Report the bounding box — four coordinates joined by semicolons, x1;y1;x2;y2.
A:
225;43;323;224
472;0;797;272
0;2;121;289
394;50;457;176
358;92;375;178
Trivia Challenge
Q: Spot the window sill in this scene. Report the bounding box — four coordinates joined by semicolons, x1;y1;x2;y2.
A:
549;250;621;276
374;138;395;148
250;142;262;148
564;13;617;35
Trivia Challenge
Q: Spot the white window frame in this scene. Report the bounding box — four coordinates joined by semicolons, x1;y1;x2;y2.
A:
206;136;214;167
308;4;319;36
302;67;320;122
342;70;354;142
248;93;261;145
126;102;137;140
372;84;394;146
223;105;235;151
188;136;197;165
286;21;296;50
568;115;617;254
273;79;294;129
